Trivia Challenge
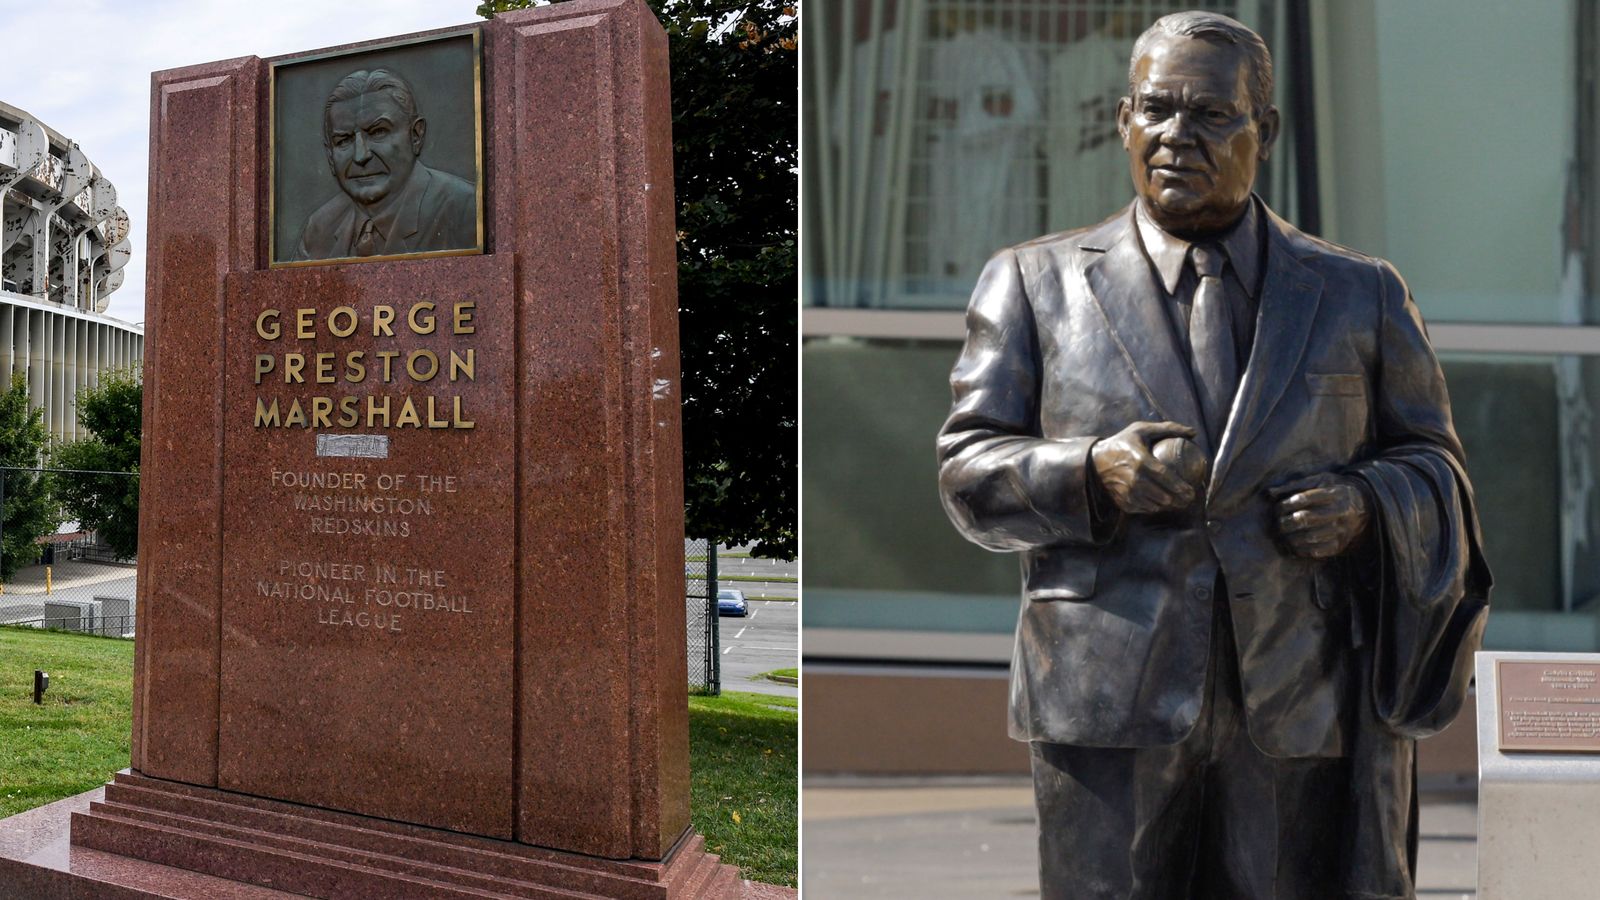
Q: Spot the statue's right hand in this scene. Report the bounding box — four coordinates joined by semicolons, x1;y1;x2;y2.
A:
1089;421;1199;515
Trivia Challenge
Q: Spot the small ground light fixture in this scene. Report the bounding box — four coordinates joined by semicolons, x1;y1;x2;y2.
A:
33;670;47;704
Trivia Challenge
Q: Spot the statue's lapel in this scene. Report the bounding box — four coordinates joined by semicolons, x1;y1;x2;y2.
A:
1081;209;1210;456
1208;212;1324;498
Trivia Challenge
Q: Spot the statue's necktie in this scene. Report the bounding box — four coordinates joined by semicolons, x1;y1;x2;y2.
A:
1188;244;1238;442
354;219;379;257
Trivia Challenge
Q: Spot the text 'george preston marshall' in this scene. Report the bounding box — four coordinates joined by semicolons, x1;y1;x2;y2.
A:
252;302;477;430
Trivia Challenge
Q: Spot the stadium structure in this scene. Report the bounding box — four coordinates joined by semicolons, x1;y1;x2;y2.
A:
0;100;141;441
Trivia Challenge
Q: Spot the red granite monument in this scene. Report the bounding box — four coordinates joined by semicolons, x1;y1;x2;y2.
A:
0;1;754;897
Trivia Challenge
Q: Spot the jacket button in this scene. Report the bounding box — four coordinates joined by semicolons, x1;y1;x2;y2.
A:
1195;586;1211;601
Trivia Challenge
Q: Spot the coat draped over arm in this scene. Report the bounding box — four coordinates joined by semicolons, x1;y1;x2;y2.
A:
1348;447;1490;738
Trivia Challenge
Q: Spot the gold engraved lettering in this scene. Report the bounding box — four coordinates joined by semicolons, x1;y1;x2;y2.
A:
345;351;366;383
284;353;305;384
251;394;475;430
367;395;391;428
310;397;333;428
426;396;448;429
449;349;474;382
453;302;475;334
409;301;437;335
328;306;358;338
256;308;281;341
255;398;280;427
408;350;439;383
296;307;316;340
315;352;336;384
396;397;421;428
375;350;399;382
254;354;275;384
373;305;396;337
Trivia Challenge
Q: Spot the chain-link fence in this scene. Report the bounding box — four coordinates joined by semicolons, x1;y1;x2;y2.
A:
0;468;138;638
685;537;720;695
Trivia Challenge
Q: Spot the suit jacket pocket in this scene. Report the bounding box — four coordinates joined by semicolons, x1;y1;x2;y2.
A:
1307;372;1365;397
1024;549;1098;600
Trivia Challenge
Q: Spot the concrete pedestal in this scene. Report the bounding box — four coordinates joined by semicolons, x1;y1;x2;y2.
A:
1476;651;1600;900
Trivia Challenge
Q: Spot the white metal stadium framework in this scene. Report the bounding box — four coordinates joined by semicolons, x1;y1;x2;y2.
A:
0;100;141;442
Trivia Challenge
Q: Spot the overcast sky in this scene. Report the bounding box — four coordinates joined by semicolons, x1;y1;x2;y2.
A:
0;0;491;325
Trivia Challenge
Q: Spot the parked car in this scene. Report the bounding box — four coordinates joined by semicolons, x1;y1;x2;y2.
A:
717;589;748;617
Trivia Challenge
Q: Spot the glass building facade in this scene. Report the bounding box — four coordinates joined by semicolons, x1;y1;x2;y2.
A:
803;0;1600;669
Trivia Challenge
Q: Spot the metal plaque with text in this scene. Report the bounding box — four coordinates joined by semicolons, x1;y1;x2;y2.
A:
1497;659;1600;752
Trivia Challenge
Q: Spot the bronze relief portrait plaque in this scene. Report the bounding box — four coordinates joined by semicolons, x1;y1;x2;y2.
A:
270;30;484;267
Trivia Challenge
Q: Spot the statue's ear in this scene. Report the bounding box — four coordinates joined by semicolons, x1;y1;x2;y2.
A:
410;117;427;156
1116;96;1132;148
1256;105;1281;161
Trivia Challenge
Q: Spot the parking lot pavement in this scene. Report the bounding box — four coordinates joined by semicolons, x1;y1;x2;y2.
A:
718;599;797;698
716;551;798;601
720;579;798;600
802;778;1478;898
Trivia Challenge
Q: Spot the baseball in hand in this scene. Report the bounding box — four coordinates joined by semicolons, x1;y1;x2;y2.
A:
1152;437;1207;491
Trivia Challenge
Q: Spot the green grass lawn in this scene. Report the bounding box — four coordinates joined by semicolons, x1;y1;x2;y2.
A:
0;628;798;886
688;691;797;886
0;627;133;818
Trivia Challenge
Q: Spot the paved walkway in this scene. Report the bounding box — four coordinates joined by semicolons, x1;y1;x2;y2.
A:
0;560;136;629
803;778;1477;898
3;559;136;595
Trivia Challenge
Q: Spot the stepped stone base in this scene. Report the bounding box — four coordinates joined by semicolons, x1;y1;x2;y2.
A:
0;773;785;900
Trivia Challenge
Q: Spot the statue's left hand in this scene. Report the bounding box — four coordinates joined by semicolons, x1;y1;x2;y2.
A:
1268;473;1370;559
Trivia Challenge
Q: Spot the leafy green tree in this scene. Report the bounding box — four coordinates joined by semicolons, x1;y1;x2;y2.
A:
0;374;58;581
51;370;140;560
478;0;797;559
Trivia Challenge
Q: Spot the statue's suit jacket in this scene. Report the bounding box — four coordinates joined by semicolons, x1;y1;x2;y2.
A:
294;163;477;262
937;200;1490;759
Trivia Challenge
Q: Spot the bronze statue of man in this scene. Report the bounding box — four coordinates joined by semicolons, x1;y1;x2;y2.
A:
294;68;476;262
937;12;1490;899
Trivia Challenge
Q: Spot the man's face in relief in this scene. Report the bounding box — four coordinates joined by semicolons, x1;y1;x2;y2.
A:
325;90;426;207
